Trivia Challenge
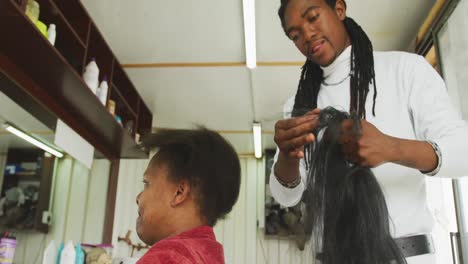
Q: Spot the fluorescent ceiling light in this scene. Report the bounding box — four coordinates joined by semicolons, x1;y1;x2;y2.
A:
253;122;262;158
243;0;257;69
4;123;64;158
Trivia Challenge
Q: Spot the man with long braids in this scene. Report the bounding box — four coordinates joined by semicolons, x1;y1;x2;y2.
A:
270;0;468;263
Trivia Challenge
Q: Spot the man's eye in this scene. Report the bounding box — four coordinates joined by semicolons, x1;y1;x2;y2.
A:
308;14;319;23
291;35;299;42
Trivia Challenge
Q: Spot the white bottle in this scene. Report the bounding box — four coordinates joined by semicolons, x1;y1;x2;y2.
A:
59;240;76;264
96;76;109;106
47;24;56;46
42;240;57;264
83;58;100;94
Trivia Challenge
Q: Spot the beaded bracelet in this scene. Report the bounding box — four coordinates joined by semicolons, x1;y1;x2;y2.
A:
275;174;301;188
422;140;442;176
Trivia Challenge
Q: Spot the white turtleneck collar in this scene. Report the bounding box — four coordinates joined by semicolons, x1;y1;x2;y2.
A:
321;45;352;82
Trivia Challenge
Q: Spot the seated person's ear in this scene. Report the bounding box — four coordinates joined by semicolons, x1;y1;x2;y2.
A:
171;181;191;207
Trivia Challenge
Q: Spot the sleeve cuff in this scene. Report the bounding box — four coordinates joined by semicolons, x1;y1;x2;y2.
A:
432;135;468;178
269;169;305;207
421;140;442;176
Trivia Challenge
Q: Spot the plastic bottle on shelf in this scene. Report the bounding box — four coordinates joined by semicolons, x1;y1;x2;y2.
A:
35;20;48;38
25;0;40;24
0;237;16;264
75;244;85;264
56;242;64;264
107;100;116;116
47;24;56;46
96;76;109;106
42;240;57;264
83;58;100;94
115;115;123;126
59;241;76;264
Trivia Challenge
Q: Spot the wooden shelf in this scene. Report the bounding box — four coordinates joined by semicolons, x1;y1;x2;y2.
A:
110;84;138;138
0;0;151;159
86;24;114;81
11;0;26;12
111;84;137;117
51;0;90;44
36;0;86;47
16;175;41;182
112;65;140;113
138;101;153;136
35;0;86;74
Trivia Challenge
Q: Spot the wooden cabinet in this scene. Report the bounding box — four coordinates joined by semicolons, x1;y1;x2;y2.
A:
0;0;152;159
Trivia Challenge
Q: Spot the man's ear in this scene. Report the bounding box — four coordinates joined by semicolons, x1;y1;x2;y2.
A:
170;180;191;207
335;0;347;21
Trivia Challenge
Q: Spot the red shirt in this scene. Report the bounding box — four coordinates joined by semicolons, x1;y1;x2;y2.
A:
137;226;224;264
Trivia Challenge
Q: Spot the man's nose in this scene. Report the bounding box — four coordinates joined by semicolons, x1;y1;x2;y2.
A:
303;23;318;45
136;192;141;205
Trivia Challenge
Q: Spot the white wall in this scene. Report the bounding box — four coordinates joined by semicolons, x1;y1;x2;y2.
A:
82;159;111;243
111;159;148;259
13;157;110;263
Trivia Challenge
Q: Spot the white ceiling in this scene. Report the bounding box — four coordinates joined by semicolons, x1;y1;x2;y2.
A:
81;0;435;154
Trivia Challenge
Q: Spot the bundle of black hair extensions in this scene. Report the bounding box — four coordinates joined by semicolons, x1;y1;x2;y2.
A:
295;107;406;264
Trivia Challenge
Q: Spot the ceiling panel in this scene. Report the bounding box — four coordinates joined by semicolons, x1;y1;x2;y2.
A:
82;0;246;63
251;66;302;130
126;67;254;130
256;0;305;62
345;0;435;51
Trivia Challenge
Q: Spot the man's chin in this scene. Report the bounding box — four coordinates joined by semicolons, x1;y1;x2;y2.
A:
314;54;336;67
309;47;337;67
135;226;155;246
136;229;152;245
136;220;144;239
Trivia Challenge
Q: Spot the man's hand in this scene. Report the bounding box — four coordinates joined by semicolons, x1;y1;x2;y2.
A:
273;109;321;183
340;119;399;167
274;109;321;159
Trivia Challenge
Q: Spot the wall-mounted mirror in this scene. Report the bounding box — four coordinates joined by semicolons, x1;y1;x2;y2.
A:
0;91;57;232
0;90;112;262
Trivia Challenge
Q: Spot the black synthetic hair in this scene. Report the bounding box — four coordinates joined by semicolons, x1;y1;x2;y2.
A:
301;107;406;264
278;0;377;119
142;127;241;226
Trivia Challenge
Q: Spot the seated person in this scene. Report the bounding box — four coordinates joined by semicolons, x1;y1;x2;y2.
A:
136;127;241;264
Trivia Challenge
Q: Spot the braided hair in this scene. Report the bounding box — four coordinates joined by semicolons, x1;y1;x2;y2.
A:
278;0;377;119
